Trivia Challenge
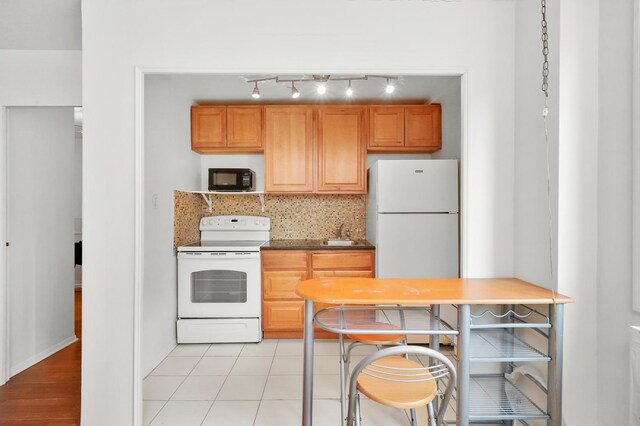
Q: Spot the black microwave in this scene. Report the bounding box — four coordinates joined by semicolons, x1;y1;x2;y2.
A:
208;168;256;192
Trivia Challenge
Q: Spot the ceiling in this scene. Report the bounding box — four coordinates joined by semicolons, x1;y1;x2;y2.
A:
176;74;461;105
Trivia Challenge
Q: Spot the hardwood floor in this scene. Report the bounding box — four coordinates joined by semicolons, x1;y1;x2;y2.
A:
0;289;82;425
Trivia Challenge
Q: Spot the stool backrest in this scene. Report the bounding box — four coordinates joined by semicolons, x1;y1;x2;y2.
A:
347;346;456;426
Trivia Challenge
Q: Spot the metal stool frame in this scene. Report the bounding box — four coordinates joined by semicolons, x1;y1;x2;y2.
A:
346;346;456;426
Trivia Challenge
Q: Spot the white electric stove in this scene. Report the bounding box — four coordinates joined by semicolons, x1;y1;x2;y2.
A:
177;215;270;343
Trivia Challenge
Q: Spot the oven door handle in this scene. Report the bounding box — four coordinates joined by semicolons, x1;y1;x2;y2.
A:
178;252;260;260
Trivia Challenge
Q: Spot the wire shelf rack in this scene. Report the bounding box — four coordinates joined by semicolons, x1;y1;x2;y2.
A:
469;330;550;362
469;375;549;421
469;306;551;330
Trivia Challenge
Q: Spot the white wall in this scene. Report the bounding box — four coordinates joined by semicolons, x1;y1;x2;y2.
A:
7;107;76;376
597;0;640;424
0;50;81;106
74;132;83;239
431;77;462;161
0;0;81;50
557;0;601;423
83;1;516;423
514;0;560;289
143;76;201;377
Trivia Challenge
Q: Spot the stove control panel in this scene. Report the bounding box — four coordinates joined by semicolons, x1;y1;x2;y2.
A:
199;215;271;231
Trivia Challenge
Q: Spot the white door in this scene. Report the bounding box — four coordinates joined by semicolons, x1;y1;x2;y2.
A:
376;160;459;213
7;107;76;376
377;213;459;279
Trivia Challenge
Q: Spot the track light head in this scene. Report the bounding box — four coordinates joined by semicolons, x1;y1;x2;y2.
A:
346;81;353;97
317;84;327;95
385;78;395;94
251;82;260;99
291;83;300;99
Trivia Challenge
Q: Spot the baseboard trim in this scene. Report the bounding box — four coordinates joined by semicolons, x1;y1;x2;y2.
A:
10;335;78;377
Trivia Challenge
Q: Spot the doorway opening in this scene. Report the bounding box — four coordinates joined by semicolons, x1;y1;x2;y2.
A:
0;106;82;424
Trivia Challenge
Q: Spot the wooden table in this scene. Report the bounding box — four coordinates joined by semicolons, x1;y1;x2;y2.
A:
296;277;572;426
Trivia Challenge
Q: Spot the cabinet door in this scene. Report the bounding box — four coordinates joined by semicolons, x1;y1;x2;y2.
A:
263;270;307;300
312;270;374;278
262;250;308;270
191;106;226;152
227;106;263;150
311;251;374;270
263;301;304;331
405;105;442;150
316;106;366;193
265;107;314;193
368;106;404;149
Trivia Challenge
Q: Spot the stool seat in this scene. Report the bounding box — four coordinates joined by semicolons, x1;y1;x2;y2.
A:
346;322;405;345
356;356;438;409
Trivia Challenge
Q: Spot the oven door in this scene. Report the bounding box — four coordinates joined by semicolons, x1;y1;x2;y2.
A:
178;251;260;318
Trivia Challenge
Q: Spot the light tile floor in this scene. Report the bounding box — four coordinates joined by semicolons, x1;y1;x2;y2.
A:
144;339;457;426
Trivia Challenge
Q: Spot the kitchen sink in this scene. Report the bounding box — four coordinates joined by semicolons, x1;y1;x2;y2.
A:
323;239;362;246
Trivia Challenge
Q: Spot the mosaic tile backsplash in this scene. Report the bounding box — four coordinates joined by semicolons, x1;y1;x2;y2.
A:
174;191;367;246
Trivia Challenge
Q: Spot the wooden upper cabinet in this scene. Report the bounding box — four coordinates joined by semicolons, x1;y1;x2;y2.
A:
191;106;226;152
369;106;404;148
264;106;314;193
316;106;367;194
405;105;441;149
191;105;263;153
367;105;442;153
227;106;263;149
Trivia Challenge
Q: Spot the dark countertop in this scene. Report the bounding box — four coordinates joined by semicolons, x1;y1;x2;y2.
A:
261;239;375;251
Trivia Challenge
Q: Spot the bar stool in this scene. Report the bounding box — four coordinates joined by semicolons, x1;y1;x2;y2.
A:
338;311;408;425
346;346;456;426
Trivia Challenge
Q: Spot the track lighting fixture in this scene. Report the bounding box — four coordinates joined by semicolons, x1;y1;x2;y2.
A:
291;83;300;99
246;75;397;99
251;82;260;99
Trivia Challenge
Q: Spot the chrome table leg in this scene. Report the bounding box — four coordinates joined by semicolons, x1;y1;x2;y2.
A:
548;303;564;426
303;300;315;426
430;304;441;415
457;304;470;426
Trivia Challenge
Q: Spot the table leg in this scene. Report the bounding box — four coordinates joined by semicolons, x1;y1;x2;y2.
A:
430;304;441;352
457;304;470;426
339;333;346;426
548;303;564;426
429;304;441;417
504;304;515;426
303;300;315;426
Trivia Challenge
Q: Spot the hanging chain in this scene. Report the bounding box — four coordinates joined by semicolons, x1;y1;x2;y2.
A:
541;0;554;284
541;0;549;98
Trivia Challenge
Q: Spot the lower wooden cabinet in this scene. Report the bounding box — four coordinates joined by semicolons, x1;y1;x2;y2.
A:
261;249;375;339
311;252;374;270
263;301;305;331
263;270;307;299
312;270;374;278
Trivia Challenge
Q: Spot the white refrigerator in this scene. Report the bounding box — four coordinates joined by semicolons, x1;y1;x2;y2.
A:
366;159;459;278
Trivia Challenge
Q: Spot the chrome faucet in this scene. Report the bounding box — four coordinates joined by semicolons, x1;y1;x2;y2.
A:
337;224;344;239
